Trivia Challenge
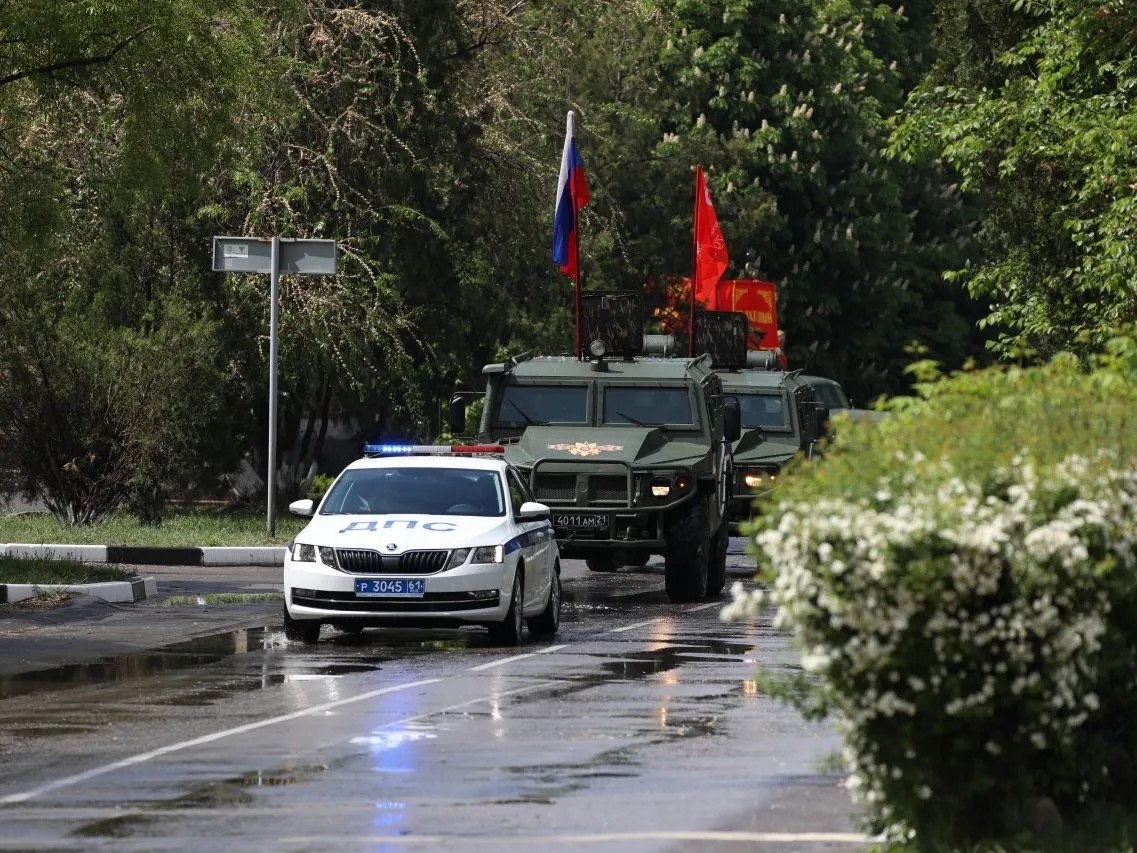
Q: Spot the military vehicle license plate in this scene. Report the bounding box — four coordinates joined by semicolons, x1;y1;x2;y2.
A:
355;578;426;597
553;512;609;530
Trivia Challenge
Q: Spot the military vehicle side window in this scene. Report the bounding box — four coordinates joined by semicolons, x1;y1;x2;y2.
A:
738;394;790;430
602;387;695;427
496;385;587;426
814;383;849;410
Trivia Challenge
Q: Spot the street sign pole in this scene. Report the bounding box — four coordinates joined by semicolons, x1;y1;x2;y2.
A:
212;236;338;539
267;237;281;537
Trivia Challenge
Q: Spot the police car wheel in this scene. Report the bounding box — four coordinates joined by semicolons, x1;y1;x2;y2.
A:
488;567;524;646
528;563;561;637
283;605;322;645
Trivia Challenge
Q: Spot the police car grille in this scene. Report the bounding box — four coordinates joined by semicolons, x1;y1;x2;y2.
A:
534;474;575;502
589;476;628;502
335;549;386;574
399;550;450;574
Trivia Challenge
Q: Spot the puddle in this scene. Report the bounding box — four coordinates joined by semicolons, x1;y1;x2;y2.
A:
72;765;327;838
0;628;275;701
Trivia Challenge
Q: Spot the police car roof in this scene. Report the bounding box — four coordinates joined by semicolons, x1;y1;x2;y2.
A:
346;455;507;472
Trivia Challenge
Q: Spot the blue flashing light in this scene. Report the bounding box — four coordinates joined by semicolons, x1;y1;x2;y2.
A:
363;444;416;456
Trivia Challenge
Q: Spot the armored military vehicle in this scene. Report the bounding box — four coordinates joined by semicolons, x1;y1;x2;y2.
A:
714;349;830;532
451;293;741;603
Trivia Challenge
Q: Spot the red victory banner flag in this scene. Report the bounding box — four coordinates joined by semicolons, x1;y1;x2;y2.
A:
716;279;779;350
692;165;729;309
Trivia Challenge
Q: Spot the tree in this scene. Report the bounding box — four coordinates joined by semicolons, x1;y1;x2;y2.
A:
891;0;1137;357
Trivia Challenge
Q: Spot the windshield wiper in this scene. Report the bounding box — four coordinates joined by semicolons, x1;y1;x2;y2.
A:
502;402;547;426
616;411;664;430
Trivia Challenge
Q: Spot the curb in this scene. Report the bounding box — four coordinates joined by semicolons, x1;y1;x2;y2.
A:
0;576;158;605
0;544;286;567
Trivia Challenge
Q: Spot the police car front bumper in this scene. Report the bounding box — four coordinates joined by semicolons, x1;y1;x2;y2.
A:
284;557;513;624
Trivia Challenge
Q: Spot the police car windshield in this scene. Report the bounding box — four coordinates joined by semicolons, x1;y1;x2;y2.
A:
320;468;506;517
495;385;587;426
603;387;694;427
738;393;790;431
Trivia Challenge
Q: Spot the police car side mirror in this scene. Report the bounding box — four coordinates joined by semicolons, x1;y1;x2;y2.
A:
518;501;551;521
289;498;315;517
722;396;742;443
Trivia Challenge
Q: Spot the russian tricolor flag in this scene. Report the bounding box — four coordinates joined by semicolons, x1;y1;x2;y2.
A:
552;111;590;279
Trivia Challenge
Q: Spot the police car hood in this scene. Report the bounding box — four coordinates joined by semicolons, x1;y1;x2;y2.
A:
301;514;511;553
506;426;709;468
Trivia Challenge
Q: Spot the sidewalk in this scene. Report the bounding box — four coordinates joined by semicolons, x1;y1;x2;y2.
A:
0;563;284;679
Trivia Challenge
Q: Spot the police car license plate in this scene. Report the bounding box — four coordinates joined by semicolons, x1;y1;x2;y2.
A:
355;578;426;598
553;512;609;530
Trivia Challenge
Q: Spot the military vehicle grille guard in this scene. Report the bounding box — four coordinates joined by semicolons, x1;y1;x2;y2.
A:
529;457;636;509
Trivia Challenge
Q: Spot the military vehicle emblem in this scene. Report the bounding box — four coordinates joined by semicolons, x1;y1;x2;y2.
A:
547;441;623;457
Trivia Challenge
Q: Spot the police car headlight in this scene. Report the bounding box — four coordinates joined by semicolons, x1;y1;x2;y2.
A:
471;545;504;564
292;543;316;562
445;548;471;570
316;546;337;567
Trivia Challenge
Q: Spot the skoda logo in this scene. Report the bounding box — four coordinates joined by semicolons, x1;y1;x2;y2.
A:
385;543;398;552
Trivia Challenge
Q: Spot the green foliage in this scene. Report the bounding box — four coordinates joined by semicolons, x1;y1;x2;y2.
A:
891;0;1137;357
0;557;134;585
307;474;337;503
0;509;304;547
745;333;1137;846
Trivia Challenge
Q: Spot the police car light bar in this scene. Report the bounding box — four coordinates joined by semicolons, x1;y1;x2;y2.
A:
363;444;505;457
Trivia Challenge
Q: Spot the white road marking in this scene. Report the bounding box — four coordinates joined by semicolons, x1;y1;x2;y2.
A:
0;678;441;806
275;831;879;845
685;602;722;612
467;644;566;671
601;619;658;634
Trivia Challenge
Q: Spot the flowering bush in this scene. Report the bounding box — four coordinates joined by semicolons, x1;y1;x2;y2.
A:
725;341;1137;846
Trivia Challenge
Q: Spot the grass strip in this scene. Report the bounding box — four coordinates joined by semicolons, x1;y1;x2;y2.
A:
0;556;134;585
0;509;304;547
160;592;284;606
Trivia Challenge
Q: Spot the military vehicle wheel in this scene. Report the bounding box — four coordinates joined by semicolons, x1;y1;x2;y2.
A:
706;523;728;597
488;567;524;646
663;498;710;603
586;554;619;573
624;552;650;568
283;605;321;645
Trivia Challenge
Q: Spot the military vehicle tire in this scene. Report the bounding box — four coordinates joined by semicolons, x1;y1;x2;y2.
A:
623;551;650;568
663;498;710;603
586;554;619;573
706;523;728;597
283;605;321;645
488;567;524;646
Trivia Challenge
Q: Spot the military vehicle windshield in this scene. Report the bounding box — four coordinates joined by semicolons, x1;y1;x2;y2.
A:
602;387;694;427
737;393;790;431
495;385;587;426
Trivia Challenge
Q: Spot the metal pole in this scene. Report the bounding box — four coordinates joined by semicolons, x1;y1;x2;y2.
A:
690;166;700;357
267;236;280;537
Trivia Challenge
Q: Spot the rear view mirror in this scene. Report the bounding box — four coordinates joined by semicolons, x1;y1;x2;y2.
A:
289;499;315;517
449;395;467;436
722;396;742;443
815;404;831;440
518;501;551;521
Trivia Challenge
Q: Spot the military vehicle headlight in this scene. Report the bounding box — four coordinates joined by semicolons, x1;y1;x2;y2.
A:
650;477;671;498
743;470;776;489
589;339;609;358
675;474;691;492
292;543;316;562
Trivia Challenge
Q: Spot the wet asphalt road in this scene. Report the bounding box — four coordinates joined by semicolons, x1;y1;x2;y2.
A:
0;546;867;852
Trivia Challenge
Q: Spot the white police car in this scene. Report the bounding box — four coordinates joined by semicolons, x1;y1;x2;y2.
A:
282;444;561;646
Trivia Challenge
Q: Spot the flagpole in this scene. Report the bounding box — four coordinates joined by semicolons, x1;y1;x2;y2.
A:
690;165;699;357
568;110;584;360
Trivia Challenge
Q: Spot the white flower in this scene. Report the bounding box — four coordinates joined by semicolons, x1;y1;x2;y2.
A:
917;785;932;800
